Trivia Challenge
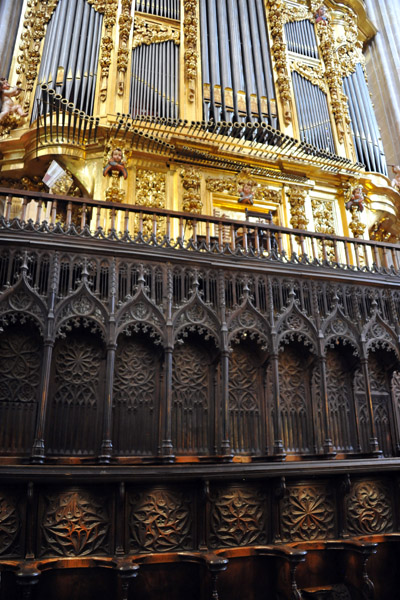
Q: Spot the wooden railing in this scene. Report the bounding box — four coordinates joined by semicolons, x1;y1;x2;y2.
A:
0;186;399;277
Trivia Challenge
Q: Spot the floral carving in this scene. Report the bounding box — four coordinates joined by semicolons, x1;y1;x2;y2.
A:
117;0;133;95
287;186;308;231
281;485;335;541
0;494;20;556
209;487;268;548
133;16;180;48
346;481;393;535
135;170;166;236
88;0;119;103
180;166;202;214
183;0;198;102
0;328;41;403
129;489;193;552
41;491;110;556
290;61;327;93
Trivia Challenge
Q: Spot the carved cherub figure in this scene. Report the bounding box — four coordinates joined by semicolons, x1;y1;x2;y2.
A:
391;165;400;191
238;182;254;205
345;185;365;212
0;78;28;123
315;5;328;25
103;147;128;179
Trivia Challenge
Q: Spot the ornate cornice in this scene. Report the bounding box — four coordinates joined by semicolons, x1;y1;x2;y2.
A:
132;16;180;49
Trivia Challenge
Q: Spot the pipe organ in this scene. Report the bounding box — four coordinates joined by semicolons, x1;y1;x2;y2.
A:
2;3;400;599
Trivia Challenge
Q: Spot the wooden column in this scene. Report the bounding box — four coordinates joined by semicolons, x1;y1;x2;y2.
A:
318;355;335;455
99;342;117;463
361;355;381;456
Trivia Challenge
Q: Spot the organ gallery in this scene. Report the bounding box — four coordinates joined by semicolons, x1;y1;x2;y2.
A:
0;0;400;598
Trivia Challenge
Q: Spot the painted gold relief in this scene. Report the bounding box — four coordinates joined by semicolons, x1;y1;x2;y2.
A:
117;0;133;96
183;0;199;103
132;16;180;49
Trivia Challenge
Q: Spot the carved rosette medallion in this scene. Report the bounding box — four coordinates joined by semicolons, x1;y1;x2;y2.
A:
129;488;193;552
40;491;110;557
345;481;393;535
209;486;268;548
280;485;335;542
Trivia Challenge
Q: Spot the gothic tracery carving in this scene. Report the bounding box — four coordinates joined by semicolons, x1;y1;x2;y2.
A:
281;485;335;542
345;481;393;535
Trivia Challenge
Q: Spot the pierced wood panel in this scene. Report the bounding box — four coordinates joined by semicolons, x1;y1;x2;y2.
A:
46;331;105;455
229;344;264;455
278;347;312;454
172;342;213;454
0;324;41;455
112;335;160;456
325;350;357;453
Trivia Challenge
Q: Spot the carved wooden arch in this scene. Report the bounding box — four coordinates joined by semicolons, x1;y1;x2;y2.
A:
227;299;270;352
321;304;361;357
362;313;400;360
276;302;318;354
54;280;107;340
173;293;221;348
116;287;166;345
0;271;47;336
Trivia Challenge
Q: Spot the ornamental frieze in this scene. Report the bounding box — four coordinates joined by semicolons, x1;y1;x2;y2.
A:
132;16;180;49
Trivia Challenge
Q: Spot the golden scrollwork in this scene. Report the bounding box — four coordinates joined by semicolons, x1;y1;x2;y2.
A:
266;0;292;124
337;11;365;78
183;0;199;103
16;0;59;110
206;178;236;195
206;170;282;205
117;0;133;96
290;62;327;94
287;186;309;230
0;175;45;191
316;19;349;143
311;196;335;259
348;205;365;238
135;169;166;235
132;16;180;49
88;0;118;103
255;188;282;205
370;218;392;242
181;166;202;214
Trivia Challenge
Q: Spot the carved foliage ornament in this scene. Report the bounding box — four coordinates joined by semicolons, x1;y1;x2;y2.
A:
180;166;202;214
266;0;292;124
41;491;110;556
281;485;335;542
0;494;20;556
209;487;268;548
337;12;365;78
117;0;133;95
0;328;41;404
129;489;193;552
345;481;393;535
183;0;199;102
290;62;327;94
286;186;308;230
87;0;119;103
133;16;180;49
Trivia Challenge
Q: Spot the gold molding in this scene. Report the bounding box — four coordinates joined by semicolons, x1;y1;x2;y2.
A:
183;0;199;103
117;0;133;97
290;61;327;93
267;0;292;125
287;185;309;230
88;0;119;103
132;15;180;49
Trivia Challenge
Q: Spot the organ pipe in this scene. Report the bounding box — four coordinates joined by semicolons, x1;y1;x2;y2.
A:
135;0;180;20
292;72;334;153
34;0;103;118
343;63;387;175
285;19;319;60
200;0;278;128
130;41;179;119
